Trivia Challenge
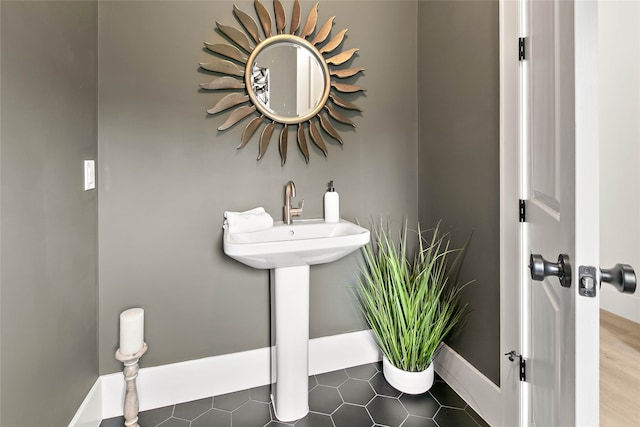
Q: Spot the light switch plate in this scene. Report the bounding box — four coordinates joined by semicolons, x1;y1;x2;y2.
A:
84;160;95;191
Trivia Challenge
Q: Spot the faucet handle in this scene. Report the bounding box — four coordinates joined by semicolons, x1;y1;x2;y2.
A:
291;199;304;215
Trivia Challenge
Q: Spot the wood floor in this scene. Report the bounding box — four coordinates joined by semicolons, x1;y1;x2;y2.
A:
600;309;640;426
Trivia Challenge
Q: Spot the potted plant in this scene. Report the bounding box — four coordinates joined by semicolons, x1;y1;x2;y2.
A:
357;220;470;394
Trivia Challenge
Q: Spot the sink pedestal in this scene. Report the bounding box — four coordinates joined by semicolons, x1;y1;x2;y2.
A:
270;266;310;422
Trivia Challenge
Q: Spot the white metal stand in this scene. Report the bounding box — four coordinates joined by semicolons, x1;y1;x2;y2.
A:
115;343;148;427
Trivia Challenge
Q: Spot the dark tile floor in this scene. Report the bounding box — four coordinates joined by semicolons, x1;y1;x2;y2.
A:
100;362;489;427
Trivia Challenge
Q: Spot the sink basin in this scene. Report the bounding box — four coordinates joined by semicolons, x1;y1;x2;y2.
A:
223;218;370;269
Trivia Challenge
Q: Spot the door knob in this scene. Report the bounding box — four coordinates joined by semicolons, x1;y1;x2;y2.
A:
600;264;636;294
529;253;572;288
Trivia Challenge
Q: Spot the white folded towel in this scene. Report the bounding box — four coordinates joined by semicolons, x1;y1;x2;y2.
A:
223;207;274;233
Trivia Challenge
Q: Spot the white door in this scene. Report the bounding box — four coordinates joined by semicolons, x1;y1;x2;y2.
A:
521;0;600;426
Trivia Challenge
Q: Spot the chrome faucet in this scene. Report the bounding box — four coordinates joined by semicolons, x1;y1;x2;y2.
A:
284;181;304;224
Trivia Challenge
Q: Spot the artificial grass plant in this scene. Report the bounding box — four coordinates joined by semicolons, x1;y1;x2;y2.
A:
358;220;471;372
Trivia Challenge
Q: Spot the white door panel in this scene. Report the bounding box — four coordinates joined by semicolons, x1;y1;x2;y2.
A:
521;0;599;426
530;0;560;210
531;280;561;427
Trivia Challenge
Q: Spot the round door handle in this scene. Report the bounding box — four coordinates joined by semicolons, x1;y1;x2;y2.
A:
529;253;572;288
600;264;636;294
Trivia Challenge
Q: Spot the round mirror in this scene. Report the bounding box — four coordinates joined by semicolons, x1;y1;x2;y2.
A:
200;0;365;165
245;35;330;124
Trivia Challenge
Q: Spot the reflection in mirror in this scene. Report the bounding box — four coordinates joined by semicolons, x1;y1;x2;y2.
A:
250;41;327;119
251;64;270;107
199;0;365;165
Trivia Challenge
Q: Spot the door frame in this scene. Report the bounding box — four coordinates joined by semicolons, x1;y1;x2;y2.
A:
499;0;522;424
571;2;601;424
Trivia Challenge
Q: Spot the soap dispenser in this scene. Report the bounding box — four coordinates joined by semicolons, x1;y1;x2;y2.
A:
324;180;339;223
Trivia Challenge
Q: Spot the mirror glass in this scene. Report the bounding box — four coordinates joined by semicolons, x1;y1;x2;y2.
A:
249;40;327;120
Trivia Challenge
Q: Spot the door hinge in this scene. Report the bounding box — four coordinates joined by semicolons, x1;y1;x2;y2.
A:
519;37;526;60
519;199;526;222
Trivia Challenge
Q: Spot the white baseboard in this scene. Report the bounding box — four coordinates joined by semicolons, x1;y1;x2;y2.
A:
434;343;500;427
600;286;640;324
67;379;102;427
100;346;274;419
71;332;499;427
70;329;380;426
309;329;381;375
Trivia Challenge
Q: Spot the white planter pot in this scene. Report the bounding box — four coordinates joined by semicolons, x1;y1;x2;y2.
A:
382;356;435;395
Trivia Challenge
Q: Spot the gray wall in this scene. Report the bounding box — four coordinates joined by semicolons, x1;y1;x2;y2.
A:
98;1;418;374
0;1;501;423
0;1;99;426
418;0;500;385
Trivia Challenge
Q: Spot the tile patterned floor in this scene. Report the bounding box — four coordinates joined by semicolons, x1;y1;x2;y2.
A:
100;362;489;427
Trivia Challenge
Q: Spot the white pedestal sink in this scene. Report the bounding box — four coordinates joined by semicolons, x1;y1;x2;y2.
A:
223;219;370;421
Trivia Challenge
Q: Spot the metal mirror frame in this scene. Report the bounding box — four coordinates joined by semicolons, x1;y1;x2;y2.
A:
199;0;365;165
245;34;331;125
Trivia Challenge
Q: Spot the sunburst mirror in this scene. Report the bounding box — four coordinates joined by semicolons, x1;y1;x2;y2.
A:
199;0;365;165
